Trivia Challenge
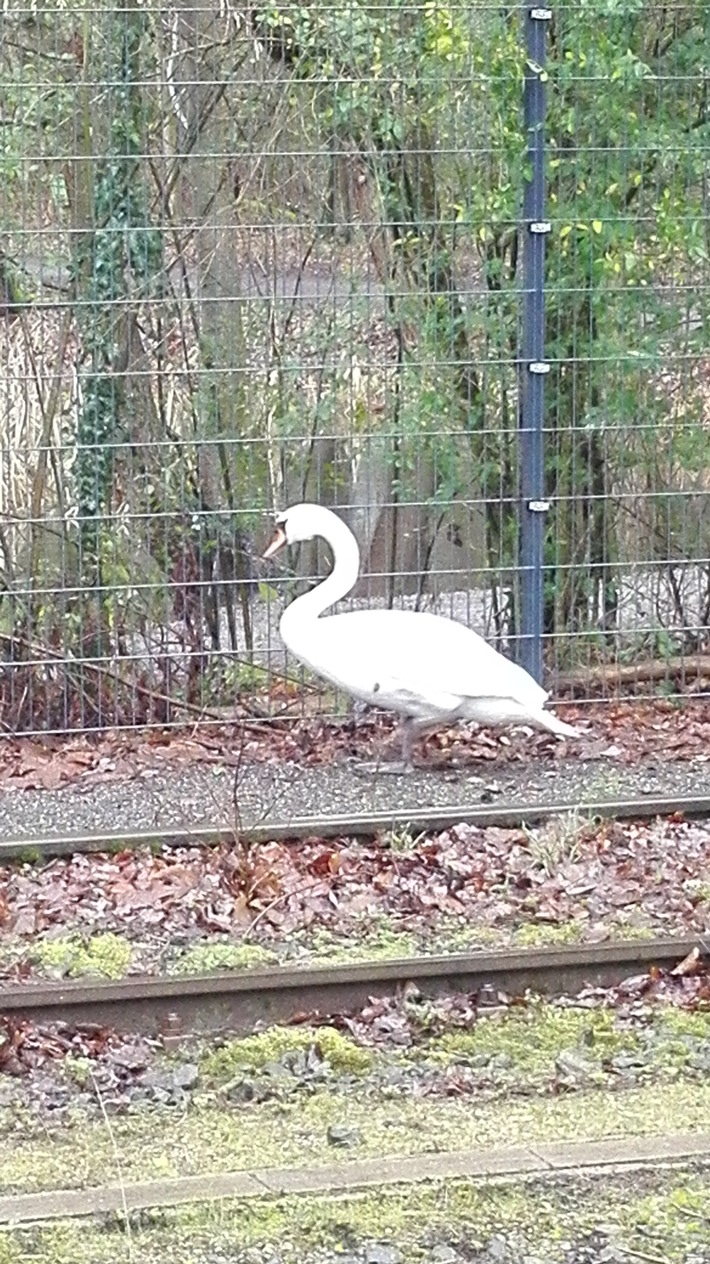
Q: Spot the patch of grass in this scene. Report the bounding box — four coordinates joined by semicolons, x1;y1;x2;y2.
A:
201;1025;374;1082
425;920;501;951
644;1007;710;1072
32;933;132;980
2;1077;710;1197
1;1165;710;1263
171;941;278;975
302;915;665;961
625;1178;710;1257
578;767;625;799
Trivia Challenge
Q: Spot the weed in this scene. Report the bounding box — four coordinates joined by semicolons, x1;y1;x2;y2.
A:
382;824;426;854
523;810;600;877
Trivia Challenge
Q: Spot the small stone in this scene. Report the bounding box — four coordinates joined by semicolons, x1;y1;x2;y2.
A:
327;1124;361;1148
555;1049;602;1081
609;1050;646;1072
465;1053;493;1069
487;1235;509;1263
378;1064;409;1085
431;1247;460;1263
365;1246;402;1264
262;1061;290;1079
488;1053;514;1072
227;1078;257;1103
140;1068;174;1092
172;1062;199;1090
480;784;503;803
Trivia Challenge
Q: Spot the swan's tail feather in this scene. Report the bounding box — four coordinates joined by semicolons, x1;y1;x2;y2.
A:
536;710;579;739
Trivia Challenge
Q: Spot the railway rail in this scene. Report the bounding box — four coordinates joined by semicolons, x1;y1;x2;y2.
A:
1;937;705;1038
1;790;709;863
1;792;708;1040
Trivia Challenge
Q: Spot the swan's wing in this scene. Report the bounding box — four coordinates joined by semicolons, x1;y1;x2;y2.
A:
294;609;548;710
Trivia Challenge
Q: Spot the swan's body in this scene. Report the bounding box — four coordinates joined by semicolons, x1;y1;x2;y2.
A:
264;504;578;766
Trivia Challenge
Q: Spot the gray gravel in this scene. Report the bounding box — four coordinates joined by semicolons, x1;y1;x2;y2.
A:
0;749;708;844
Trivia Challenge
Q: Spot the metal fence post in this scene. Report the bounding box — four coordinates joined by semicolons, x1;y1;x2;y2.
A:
518;4;551;683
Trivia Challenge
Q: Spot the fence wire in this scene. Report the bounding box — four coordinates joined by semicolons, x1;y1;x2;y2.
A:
0;0;708;735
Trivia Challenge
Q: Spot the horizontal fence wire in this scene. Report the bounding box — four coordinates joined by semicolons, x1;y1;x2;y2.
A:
0;0;708;735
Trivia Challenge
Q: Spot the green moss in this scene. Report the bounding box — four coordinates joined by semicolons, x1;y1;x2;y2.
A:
303;921;419;963
656;1008;710;1039
171;941;278;975
33;933;132;980
12;847;43;865
682;878;710;904
64;1056;93;1088
433;1002;636;1077
296;911;663;966
201;1025;374;1082
511;920;584;948
644;1007;710;1071
604;921;657;941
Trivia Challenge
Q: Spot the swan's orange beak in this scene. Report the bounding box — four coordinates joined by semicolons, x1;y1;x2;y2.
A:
262;524;287;560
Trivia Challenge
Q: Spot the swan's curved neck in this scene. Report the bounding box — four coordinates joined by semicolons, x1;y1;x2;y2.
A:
280;512;360;640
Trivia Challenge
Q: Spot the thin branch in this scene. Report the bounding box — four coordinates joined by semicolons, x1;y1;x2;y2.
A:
555;653;710;692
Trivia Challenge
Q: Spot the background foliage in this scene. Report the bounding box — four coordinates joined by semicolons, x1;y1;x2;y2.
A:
0;0;708;731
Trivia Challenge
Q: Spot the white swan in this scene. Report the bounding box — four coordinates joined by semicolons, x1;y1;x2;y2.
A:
263;503;578;768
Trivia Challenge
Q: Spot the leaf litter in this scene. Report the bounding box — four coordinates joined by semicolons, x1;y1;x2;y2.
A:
0;698;709;792
1;813;709;972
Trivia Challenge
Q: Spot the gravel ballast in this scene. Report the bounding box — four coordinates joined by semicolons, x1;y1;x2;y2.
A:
1;754;709;844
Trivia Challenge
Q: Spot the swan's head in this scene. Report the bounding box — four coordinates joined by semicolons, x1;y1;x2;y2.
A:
262;503;326;559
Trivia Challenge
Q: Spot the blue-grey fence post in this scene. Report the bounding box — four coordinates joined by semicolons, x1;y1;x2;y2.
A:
518;4;551;683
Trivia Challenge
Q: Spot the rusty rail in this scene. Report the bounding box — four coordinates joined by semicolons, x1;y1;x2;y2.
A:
1;791;709;863
1;936;703;1039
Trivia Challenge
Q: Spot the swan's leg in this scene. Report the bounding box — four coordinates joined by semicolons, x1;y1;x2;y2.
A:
399;716;418;769
352;717;422;776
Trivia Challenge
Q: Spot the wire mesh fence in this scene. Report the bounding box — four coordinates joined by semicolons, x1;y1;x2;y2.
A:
0;0;708;736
